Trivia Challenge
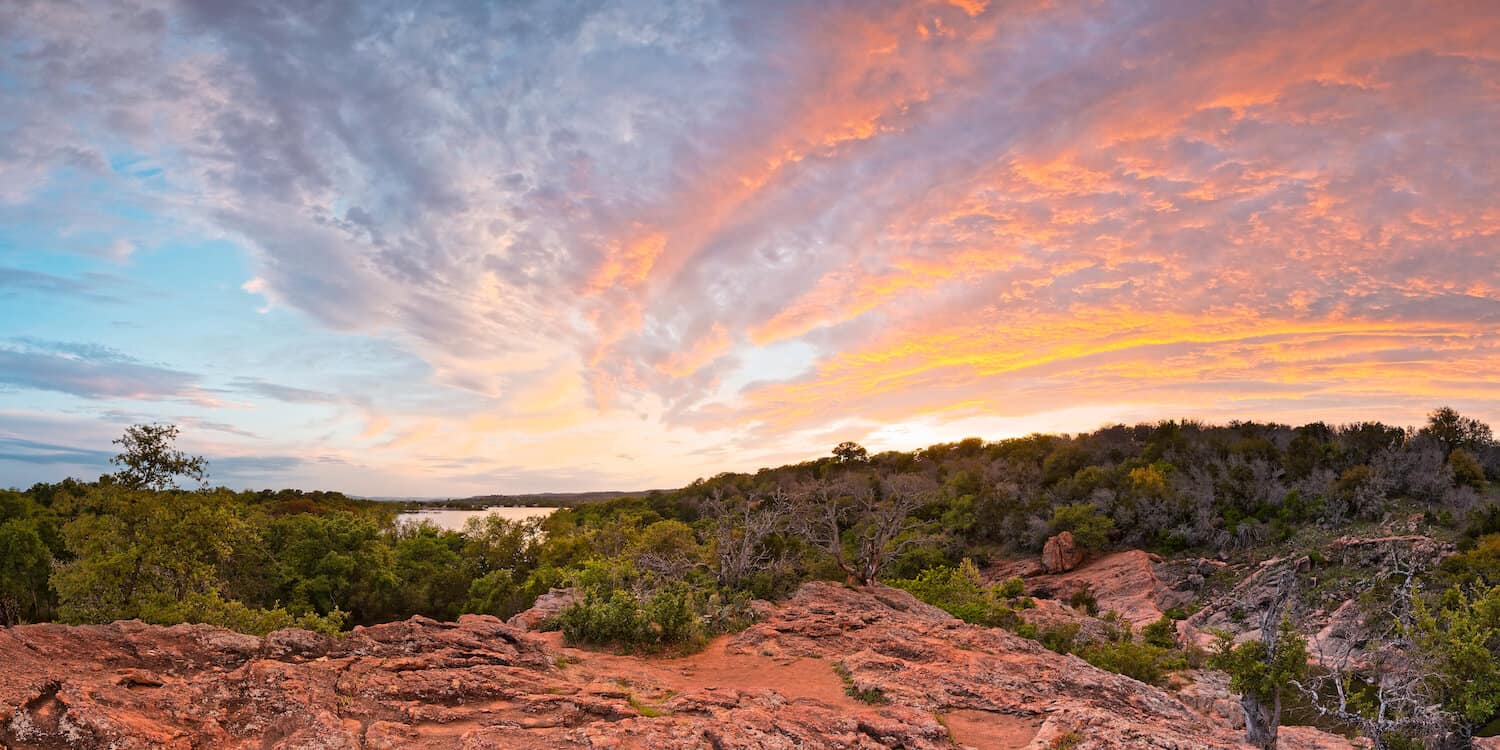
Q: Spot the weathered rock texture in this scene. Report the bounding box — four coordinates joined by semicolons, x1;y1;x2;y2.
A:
1040;531;1085;573
505;587;578;631
0;583;1358;749
1025;549;1171;627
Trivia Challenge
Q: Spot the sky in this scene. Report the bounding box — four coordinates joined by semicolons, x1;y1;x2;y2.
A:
1;0;1498;496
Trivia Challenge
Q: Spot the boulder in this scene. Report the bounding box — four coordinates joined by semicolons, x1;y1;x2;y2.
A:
1041;531;1085;572
507;587;579;631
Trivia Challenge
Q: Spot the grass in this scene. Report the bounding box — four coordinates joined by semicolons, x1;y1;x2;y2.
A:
832;661;889;705
1048;732;1083;749
628;693;669;718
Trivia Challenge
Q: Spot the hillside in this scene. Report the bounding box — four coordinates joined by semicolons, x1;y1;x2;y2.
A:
3;409;1499;748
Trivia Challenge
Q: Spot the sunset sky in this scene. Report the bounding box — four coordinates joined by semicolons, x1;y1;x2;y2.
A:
2;0;1497;495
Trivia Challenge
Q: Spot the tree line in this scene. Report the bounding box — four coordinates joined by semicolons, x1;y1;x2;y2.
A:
1;409;1498;746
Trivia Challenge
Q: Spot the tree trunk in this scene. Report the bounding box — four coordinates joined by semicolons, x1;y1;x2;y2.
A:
1242;694;1279;750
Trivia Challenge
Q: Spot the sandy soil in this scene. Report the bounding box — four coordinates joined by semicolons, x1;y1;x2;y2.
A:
536;632;1042;749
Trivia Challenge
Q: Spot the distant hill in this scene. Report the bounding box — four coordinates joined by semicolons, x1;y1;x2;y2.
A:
437;490;665;508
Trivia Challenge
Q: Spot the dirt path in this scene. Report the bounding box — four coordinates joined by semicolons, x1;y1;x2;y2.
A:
536;632;1042;749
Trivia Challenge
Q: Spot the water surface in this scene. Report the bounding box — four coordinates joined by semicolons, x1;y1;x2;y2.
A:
396;506;555;533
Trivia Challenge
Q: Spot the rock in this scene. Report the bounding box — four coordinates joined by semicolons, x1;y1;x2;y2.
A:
730;581;1249;748
507;586;579;631
1041;531;1085;572
1028;549;1169;627
1176;669;1246;729
0;582;1341;749
261;627;331;660
1278;725;1372;749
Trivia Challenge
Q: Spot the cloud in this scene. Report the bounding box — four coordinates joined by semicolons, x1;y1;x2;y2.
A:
229;377;339;405
0;339;206;402
2;0;1498;493
0;267;124;303
0;437;113;467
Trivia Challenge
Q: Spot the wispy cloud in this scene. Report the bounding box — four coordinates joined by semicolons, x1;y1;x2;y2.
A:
0;0;1496;493
0;339;208;402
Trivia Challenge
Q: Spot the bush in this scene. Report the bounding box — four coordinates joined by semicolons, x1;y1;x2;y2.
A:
1450;449;1488;490
998;576;1026;598
1037;623;1080;654
1142;614;1178;649
889;559;1018;628
1048;504;1114;551
557;583;706;651
143;591;347;636
1079;639;1181;686
1069;586;1098;615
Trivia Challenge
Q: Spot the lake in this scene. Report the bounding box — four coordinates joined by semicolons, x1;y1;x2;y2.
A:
396;506;556;532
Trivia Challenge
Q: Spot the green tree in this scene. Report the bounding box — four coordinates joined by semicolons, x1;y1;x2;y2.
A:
1423;407;1493;457
264;511;399;623
833;441;869;463
110;424;208;491
51;485;248;624
0;518;52;625
392;522;469;620
1412;585;1500;741
1448;449;1488;490
1210;617;1308;750
1047;503;1115;551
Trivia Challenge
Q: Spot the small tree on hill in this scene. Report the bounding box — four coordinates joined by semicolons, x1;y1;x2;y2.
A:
1423;407;1493;458
1210;569;1306;750
833;441;869;464
793;475;934;585
110;424;208;491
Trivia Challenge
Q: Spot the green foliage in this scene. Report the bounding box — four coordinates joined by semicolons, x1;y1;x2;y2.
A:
1439;533;1500;588
1209;619;1308;706
1423;406;1494;457
1079;638;1181;686
998;576;1026;599
1031;622;1080;655
888;559;1019;628
143;590;348;637
109;423;207;491
1048;733;1083;750
1142;615;1179;649
52;485;251;624
1411;584;1500;732
555;560;710;651
832;661;888;704
0;516;53;625
1047;503;1114;551
832;441;869;463
1449;449;1488;490
1068;586;1098;616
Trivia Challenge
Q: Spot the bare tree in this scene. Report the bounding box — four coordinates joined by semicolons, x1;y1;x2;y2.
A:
1293;563;1452;749
703;488;783;590
791;475;934;585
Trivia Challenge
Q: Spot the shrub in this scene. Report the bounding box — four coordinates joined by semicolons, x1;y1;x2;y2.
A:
889;559;1019;628
1450;449;1488;490
1037;623;1080;655
998;576;1026;598
832;661;889;704
1068;586;1098;616
1048;504;1115;551
1079;639;1181;686
142;591;347;636
1142;614;1178;649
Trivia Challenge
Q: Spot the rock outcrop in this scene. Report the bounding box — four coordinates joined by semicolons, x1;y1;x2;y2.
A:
1041;531;1085;573
506;587;579;631
0;583;1360;749
1026;549;1170;627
